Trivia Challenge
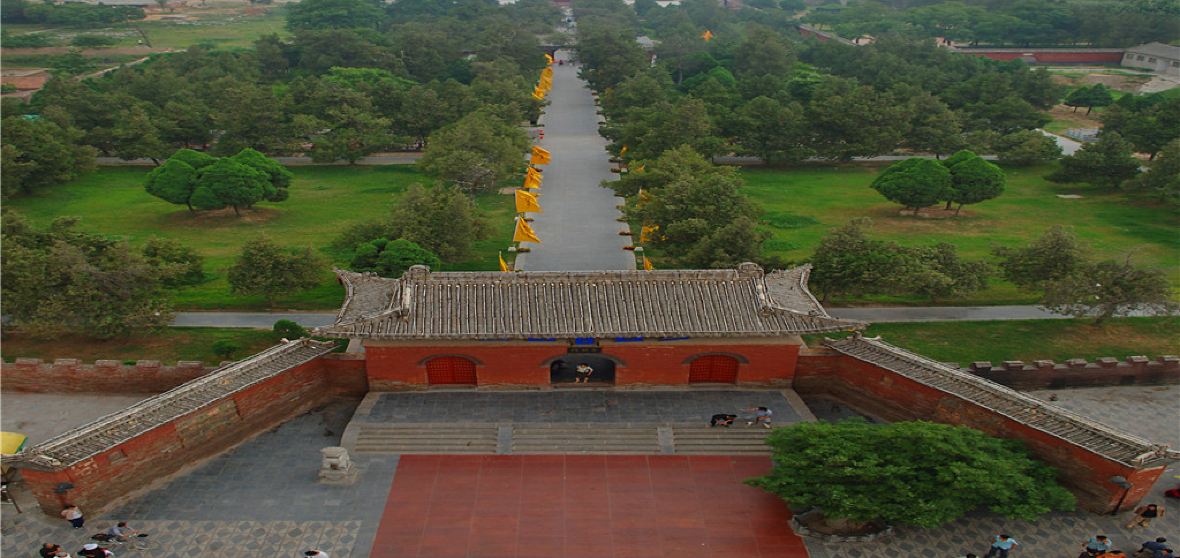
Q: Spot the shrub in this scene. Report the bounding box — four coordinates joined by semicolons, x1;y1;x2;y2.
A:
71;34;117;47
211;339;242;359
273;319;308;340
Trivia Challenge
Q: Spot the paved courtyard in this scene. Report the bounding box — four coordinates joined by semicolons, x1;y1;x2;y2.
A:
371;454;806;558
1;392;148;445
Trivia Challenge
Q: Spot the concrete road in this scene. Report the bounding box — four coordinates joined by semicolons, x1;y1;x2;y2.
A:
1040;129;1084;156
514;51;635;271
173;312;337;329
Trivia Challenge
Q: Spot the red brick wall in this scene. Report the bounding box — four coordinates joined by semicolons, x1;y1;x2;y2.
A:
319;353;368;395
961;50;1124;64
20;358;342;515
795;351;1164;513
362;339;801;389
1;359;217;393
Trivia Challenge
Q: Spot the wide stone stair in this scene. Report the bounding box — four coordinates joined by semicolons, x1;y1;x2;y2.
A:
352;424;499;454
348;422;775;455
671;425;775;455
511;424;660;454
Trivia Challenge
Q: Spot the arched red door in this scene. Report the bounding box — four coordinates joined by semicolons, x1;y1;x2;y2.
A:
426;356;477;385
688;355;739;383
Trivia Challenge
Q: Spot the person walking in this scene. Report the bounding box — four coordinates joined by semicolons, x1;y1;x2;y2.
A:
60;504;84;529
985;534;1019;558
574;363;594;384
1138;538;1171;558
1126;504;1165;529
745;407;773;429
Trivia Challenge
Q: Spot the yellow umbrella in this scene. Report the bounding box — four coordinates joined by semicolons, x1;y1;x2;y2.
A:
1;432;27;455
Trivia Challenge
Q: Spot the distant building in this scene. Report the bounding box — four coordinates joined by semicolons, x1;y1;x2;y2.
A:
1121;42;1180;76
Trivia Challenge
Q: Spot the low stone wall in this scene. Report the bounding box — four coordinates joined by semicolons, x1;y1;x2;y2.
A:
1;359;223;393
966;356;1179;390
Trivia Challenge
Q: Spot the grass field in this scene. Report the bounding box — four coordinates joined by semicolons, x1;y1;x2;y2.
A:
2;7;287;50
0;327;279;363
803;317;1180;364
5;166;514;310
742;164;1180;305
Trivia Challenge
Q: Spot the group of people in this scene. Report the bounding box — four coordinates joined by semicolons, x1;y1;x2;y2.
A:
40;521;139;557
709;406;774;429
972;522;1171;558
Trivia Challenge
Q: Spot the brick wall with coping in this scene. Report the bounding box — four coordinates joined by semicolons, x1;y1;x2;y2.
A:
795;348;1165;513
966;356;1179;390
1;359;220;393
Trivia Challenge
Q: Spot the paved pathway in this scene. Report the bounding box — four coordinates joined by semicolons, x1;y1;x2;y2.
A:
1041;129;1084;156
514;52;635;271
0;392;148;445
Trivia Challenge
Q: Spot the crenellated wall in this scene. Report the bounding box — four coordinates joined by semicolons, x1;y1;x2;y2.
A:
965;356;1179;390
1;359;220;393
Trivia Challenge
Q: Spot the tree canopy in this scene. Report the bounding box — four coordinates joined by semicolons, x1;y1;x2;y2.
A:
227;238;325;305
417;110;530;194
871;158;953;212
1048;132;1141;189
146;148;291;214
350;237;441;277
747;420;1076;528
388;183;488;263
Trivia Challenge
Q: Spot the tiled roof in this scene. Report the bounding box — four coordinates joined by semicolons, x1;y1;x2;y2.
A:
825;335;1178;466
1126;42;1180;59
317;263;865;340
4;340;336;470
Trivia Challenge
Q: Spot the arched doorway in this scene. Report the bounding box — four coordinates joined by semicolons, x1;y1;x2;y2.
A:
425;356;477;386
688;354;740;384
550;355;616;385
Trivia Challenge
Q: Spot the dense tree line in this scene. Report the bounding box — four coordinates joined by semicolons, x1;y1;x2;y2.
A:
804;0;1180;48
7;0;558;196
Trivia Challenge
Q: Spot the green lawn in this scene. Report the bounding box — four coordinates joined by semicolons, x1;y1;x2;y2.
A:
742;164;1180;305
804;317;1180;364
5;166;513;310
2;9;287;50
1;327;280;363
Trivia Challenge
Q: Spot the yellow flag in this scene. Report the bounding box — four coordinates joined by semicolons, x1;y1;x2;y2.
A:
513;218;541;243
530;145;551;165
532;88;545;101
544;53;554;65
643;256;654;271
540;76;553;90
541;66;553;79
523;172;542;189
634;164;646;173
515;189;542;213
499;252;510;272
619;145;629;157
637;188;652;206
640;224;659;243
702;29;714;41
527;166;543;180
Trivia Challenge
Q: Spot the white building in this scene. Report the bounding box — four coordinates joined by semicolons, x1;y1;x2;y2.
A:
1121;42;1180;76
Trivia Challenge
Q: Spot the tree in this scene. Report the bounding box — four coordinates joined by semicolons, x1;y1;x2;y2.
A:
1;213;172;339
388;184;487;263
417;111;529;194
1;114;96;198
350;237;441;277
993;130;1062;166
627;148;767;268
907;243;989;302
898;87;964;158
733;96;811;164
1124;138;1180;206
993;226;1085;290
110;104;169;163
1048;132;1141;189
142;237;204;286
871;158;953;212
1064;84;1114;115
1042;257;1174;324
308;105;395;164
227;238;324;305
943;151;1005;214
145;158;200;211
286;0;385;30
192;158;270;215
808;219;913;303
212;339;242;360
230;148;293;201
747;420;1075;529
807;77;909;160
273;319;309;340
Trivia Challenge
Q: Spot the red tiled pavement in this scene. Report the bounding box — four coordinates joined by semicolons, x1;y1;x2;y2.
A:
370;455;809;558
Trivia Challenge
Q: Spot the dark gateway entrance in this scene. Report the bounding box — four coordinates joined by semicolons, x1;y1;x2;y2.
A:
550;355;616;385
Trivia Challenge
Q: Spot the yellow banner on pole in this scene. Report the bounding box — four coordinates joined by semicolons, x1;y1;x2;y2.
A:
643;256;654;271
513;218;541;243
529;145;551;165
515;189;542;213
544;53;554;65
619;145;629;157
702;29;714;41
523;172;542;189
499;251;510;272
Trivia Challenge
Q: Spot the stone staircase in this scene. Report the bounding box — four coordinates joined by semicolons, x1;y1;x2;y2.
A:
348;423;774;455
670;425;774;455
352;424;499;454
511;424;660;454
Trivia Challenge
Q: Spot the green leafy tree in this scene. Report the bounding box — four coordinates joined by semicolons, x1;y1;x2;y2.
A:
145;158;200;211
110;104;169;163
1124;138;1180;206
227;238;325;305
807;78;909;160
212;339;243;360
307;105;395;164
907;243;989;302
1042;257;1174;324
871;158;953;213
993;130;1062;166
1064;84;1114;115
747;420;1075;528
943;151;1005;213
993;226;1085;290
1;213;172;339
808;219;914;303
388;183;488;263
273;319;309;340
1101;96;1180;160
1048;132;1141;189
286;0;385;30
350;237;441;277
733;96;811;164
577;22;650;91
142;237;204;286
1;114;96;198
418;111;529;194
230;147;293;201
191;158;270;215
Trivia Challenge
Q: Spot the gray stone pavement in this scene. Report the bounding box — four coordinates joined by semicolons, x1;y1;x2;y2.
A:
1;392;149;445
514;52;635;272
802;385;1180;558
1;398;396;558
356;389;802;425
